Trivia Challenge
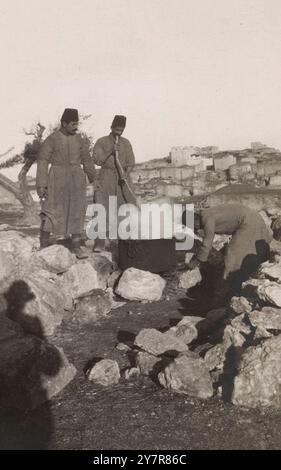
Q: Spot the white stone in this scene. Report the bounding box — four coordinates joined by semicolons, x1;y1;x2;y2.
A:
158;353;213;399
248;307;281;331
116;268;166;302
32;244;76;274
63;263;99;299
178;268;202;290
168;316;203;345
134;328;188;356
232;336;281;408
87;359;120;386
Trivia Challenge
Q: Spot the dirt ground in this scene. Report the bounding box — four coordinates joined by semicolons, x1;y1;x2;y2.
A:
1;220;281;450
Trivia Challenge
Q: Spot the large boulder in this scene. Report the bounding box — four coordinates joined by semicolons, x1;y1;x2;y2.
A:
0;231;36;293
63;263;99;300
4;270;65;337
134;328;188;356
116;268;166;302
178;268;202;290
0;334;76;410
32;245;76;274
158;353;213;399
232;335;281;409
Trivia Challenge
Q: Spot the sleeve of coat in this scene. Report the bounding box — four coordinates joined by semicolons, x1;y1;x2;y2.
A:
196;216;216;262
92;139;110;166
36;135;53;189
125;141;135;175
81;136;95;183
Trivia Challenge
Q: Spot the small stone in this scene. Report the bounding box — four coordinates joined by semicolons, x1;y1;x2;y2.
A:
116;342;131;352
134;328;188;356
230;296;253;315
178;268;202;290
87;359;120;386
124;367;140;380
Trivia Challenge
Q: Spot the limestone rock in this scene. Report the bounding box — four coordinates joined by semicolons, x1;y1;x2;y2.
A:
73;291;112;324
82;253;113;290
158;353;213;399
259;261;281;283
184;253;194;265
63;263;99;300
32;245;76;274
115;342;131;352
135;351;162;375
124;367;140;380
178;268;202;290
134;328;188;356
4;270;65;337
87;359;120;386
232;336;281;408
248;307;281;331
168;316;203;345
204;344;227;371
0;335;76;410
253;326;273;340
242;278;281;307
230;296;253;315
116;268;166;302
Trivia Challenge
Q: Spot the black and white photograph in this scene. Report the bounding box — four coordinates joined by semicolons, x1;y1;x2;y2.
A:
0;0;281;457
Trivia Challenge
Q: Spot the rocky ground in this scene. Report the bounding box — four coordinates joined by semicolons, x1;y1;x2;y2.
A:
1;215;281;450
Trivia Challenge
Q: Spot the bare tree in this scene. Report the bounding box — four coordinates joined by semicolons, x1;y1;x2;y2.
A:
16;123;46;225
0;115;93;226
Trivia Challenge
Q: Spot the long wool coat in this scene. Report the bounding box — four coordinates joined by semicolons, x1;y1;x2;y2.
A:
92;134;135;217
36;130;95;236
197;204;272;278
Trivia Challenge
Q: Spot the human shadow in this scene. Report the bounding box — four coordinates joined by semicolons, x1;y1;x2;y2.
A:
0;280;62;449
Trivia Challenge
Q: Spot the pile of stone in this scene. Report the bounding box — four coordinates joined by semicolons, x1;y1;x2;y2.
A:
87;237;281;410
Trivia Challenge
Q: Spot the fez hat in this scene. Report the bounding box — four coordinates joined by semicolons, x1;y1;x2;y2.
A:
61;108;79;123
111;115;126;128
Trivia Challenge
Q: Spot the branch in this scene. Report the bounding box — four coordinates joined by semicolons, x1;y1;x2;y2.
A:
0;146;15;159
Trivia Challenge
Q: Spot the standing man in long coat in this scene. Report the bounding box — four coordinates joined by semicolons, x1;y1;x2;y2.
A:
92;115;135;251
36;108;95;258
184;203;273;302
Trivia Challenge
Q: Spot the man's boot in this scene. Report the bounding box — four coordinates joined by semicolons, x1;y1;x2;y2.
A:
40;230;50;250
72;235;88;259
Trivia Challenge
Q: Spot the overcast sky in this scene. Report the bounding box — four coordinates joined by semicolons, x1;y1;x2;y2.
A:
1;0;281;166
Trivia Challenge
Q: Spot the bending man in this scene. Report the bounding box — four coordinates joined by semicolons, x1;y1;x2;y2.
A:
184;203;272;300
